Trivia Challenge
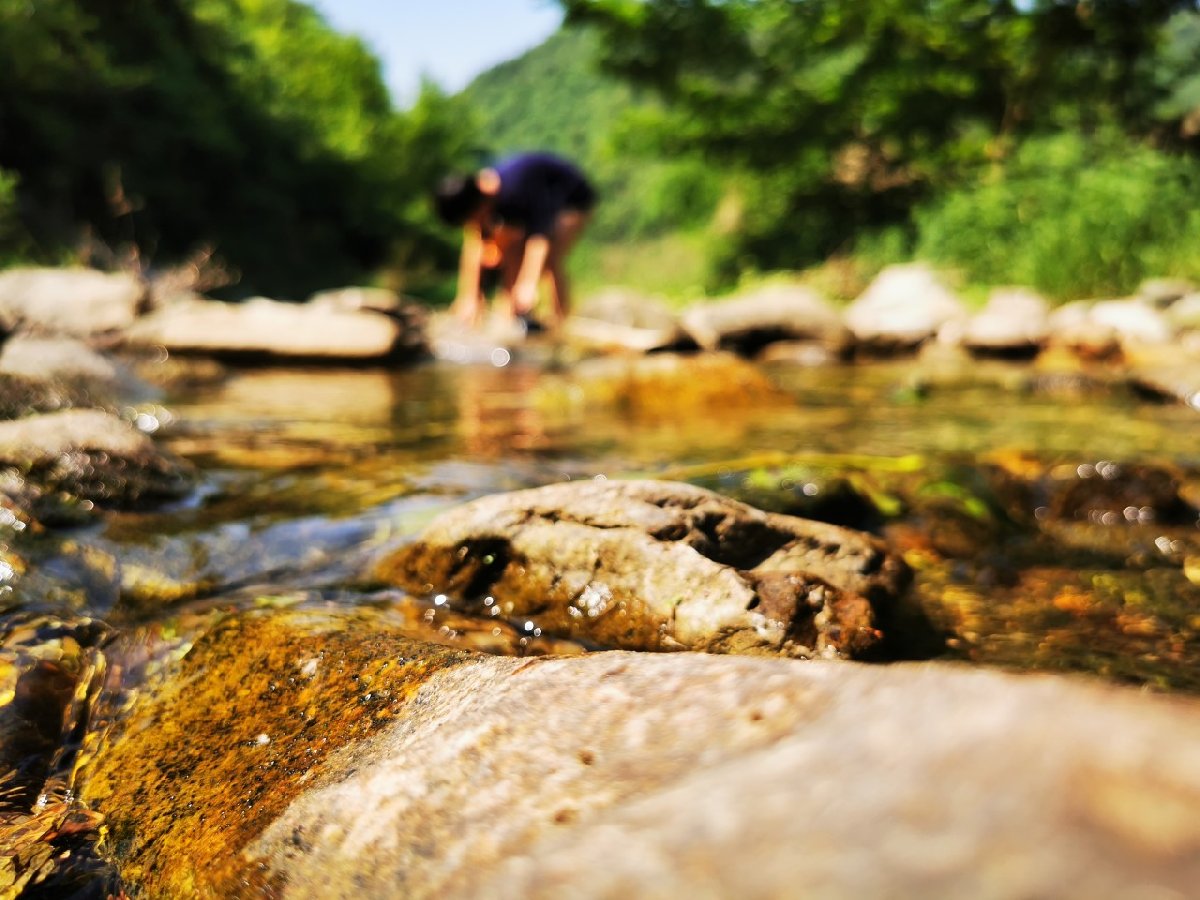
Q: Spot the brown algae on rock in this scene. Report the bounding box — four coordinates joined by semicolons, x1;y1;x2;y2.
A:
79;608;472;897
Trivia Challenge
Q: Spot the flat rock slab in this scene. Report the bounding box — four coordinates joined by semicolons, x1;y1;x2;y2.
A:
376;479;909;658
79;608;1200;899
122;296;416;361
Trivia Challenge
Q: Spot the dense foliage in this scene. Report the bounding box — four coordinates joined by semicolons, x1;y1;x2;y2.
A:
0;0;475;297
561;0;1200;295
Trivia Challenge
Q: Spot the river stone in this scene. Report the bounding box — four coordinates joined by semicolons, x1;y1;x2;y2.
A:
1166;292;1200;331
0;267;146;337
962;287;1050;356
375;479;909;659
566;288;686;353
0;335;121;384
121;295;417;362
1090;298;1175;345
680;283;849;354
0;409;192;523
1137;277;1195;307
79;608;1200;898
844;264;968;351
534;351;791;421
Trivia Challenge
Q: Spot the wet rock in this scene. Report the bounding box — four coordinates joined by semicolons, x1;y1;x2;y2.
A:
1091;298;1175;345
0;267;146;337
1049;299;1175;357
0;614;114;896
80;609;474;897
375;479;909;659
0;336;120;385
0;335;158;413
122;295;423;362
1036;460;1197;527
0;409;193;526
680;283;849;355
79;608;1200;898
1165;291;1200;332
427;310;566;365
844;264;968;352
1048;300;1122;359
0;373;91;421
962;287;1050;357
534;351;790;421
566;288;688;353
1123;341;1200;407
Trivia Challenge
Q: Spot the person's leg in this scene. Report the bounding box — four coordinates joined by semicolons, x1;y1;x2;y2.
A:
545;210;589;326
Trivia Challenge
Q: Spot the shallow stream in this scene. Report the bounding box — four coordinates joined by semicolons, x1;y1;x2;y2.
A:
84;353;1200;689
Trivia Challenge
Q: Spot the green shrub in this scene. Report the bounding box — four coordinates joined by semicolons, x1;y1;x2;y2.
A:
914;133;1200;300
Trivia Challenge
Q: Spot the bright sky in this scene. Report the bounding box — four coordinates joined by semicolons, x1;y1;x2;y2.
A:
312;1;564;107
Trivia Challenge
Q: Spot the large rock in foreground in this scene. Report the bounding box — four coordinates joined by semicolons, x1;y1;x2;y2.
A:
80;608;1200;899
122;295;425;362
376;479;909;659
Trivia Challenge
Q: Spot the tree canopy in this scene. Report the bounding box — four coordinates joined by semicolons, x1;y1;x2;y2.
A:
0;0;475;297
561;0;1200;282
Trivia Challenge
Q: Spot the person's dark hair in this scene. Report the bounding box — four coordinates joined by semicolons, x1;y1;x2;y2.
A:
433;173;484;226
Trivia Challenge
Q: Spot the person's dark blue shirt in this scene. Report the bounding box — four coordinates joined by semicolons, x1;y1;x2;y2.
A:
491;153;595;238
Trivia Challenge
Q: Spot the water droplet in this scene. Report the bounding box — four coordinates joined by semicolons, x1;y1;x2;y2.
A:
256;733;270;745
490;347;511;368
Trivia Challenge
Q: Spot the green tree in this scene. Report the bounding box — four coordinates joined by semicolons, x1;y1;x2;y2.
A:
0;0;476;297
561;0;1198;280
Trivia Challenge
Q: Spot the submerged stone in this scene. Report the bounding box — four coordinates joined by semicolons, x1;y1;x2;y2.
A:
375;479;909;659
533;352;791;420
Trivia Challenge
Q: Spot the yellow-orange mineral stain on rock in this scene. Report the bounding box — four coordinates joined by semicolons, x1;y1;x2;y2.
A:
79;608;472;897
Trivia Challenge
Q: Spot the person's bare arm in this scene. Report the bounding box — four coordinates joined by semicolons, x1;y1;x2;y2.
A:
452;223;485;324
511;234;551;315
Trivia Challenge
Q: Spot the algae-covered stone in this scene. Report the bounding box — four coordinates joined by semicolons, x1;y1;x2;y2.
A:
80;609;473;897
376;479;909;659
533;352;792;420
77;610;1200;898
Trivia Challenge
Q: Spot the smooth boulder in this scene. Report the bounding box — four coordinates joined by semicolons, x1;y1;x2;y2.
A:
680;283;849;354
376;479;909;659
78;608;1200;899
844;264;968;351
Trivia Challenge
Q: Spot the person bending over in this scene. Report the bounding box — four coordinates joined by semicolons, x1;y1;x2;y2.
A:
434;152;595;330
